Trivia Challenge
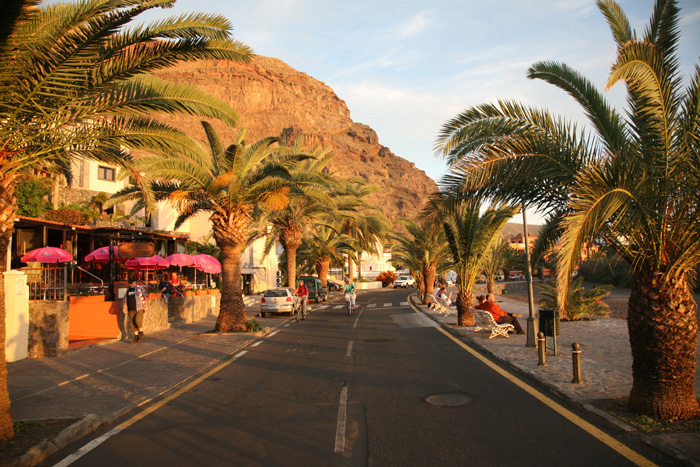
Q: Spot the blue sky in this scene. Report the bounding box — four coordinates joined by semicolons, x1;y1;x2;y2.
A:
145;0;700;222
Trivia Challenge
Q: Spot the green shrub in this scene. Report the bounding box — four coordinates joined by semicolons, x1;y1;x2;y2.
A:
246;319;263;332
375;271;397;287
536;277;612;321
16;179;51;217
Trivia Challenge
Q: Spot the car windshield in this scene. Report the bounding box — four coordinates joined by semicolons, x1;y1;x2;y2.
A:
264;289;289;298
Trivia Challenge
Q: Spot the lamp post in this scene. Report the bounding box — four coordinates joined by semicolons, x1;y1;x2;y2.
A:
522;204;538;347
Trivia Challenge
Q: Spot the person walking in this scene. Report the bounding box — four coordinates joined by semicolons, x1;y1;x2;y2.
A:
293;279;309;319
123;278;147;343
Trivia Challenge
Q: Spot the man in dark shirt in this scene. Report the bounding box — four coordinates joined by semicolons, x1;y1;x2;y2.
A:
158;275;173;304
123;279;146;342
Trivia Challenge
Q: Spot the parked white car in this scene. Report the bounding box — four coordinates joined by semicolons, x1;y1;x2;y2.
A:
260;287;298;316
393;275;416;288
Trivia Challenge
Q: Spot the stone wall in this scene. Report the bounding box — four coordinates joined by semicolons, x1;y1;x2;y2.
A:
28;301;70;358
168;293;220;324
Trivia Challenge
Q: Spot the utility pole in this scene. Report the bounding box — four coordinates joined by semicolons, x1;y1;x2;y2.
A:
522;204;537;347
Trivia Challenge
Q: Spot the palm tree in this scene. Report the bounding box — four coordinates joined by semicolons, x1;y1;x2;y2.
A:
255;145;337;287
440;195;518;326
0;0;252;440
108;122;302;332
298;226;354;286
334;182;389;280
389;218;451;305
435;0;700;419
481;237;510;294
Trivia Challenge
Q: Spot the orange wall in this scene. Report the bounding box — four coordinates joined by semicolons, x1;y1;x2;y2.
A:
69;299;121;340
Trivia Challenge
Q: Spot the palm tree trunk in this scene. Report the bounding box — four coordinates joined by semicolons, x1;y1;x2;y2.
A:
215;243;246;332
414;272;425;297
456;286;475;326
0;175;16;440
627;273;700;419
423;264;436;305
315;257;330;286
347;256;355;281
486;278;495;294
281;226;302;287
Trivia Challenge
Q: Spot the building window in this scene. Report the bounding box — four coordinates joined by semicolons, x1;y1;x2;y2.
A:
97;166;116;182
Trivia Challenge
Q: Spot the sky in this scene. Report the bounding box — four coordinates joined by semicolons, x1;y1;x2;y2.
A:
142;0;700;223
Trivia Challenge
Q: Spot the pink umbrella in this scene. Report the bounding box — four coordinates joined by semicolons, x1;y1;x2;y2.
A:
195;254;221;274
21;246;73;263
125;255;170;271
165;253;201;267
84;246;126;263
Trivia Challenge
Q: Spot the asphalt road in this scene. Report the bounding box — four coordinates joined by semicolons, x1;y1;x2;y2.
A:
46;287;673;466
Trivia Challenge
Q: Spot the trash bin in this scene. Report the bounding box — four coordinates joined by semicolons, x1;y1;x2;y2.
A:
538;308;560;337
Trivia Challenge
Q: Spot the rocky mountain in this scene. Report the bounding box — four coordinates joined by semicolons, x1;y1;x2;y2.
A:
149;56;437;223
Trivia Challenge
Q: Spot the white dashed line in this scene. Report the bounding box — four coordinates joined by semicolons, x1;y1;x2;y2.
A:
383;303;392;307
268;330;280;337
346;341;353;357
251;340;263;347
334;386;348;453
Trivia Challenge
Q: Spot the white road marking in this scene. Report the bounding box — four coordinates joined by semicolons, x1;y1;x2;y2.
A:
317;305;328;309
383;303;392;307
400;302;408;306
334;386;348;453
333;305;344;310
251;340;263;347
367;303;377;308
268;330;280;338
283;323;290;327
234;350;248;358
346;341;353;357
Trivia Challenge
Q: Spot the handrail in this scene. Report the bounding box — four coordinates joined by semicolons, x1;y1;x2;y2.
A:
73;266;104;289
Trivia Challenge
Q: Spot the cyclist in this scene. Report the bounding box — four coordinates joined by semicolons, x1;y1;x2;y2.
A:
293;279;309;319
343;277;356;313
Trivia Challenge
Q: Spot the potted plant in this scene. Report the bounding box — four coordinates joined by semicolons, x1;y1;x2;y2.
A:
69;290;105;304
146;286;161;299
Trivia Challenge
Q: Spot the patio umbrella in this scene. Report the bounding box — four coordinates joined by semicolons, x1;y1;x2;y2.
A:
165;253;204;287
84;246;126;263
195;254;221;274
21;246;73;263
125;255;170;282
195;254;221;288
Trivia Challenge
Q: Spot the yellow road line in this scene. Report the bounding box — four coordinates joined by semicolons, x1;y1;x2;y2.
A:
411;302;657;467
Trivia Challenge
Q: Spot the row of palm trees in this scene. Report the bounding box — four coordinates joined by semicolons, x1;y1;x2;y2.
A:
0;0;385;442
432;0;699;420
106;121;389;333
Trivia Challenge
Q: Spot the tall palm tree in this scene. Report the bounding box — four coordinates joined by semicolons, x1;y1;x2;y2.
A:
335;182;389;280
298;226;354;286
389;218;451;305
0;0;252;440
255;145;337;287
440;195;518;326
108;122;303;332
434;0;700;419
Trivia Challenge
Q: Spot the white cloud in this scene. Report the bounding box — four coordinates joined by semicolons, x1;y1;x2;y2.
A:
395;12;433;39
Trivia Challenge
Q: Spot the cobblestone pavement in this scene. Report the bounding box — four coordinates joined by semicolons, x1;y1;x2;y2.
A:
411;291;700;466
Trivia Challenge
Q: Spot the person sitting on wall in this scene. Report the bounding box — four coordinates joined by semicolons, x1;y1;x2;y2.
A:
437;287;455;307
158;274;173;304
475;293;524;334
123;278;147;343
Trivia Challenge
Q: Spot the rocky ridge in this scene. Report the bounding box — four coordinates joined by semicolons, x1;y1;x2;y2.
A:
149;56;437;222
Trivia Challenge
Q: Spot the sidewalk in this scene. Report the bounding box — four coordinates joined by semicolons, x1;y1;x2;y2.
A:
410;292;700;467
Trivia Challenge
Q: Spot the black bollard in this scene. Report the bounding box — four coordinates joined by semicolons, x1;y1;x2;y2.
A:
572;342;583;384
537;332;547;366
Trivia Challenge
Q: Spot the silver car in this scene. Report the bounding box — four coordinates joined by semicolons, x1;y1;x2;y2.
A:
260;287;298;316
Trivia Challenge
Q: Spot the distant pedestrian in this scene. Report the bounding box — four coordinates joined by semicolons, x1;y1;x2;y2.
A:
123;279;147;343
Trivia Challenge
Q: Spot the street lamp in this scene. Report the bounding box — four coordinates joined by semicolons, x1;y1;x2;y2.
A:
522;203;538;347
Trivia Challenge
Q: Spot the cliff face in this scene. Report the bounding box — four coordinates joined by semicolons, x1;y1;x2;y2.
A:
149;56;437;222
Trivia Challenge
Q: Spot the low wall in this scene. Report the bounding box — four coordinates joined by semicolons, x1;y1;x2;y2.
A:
168;293;221;324
25;293;220;358
28;301;70;358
